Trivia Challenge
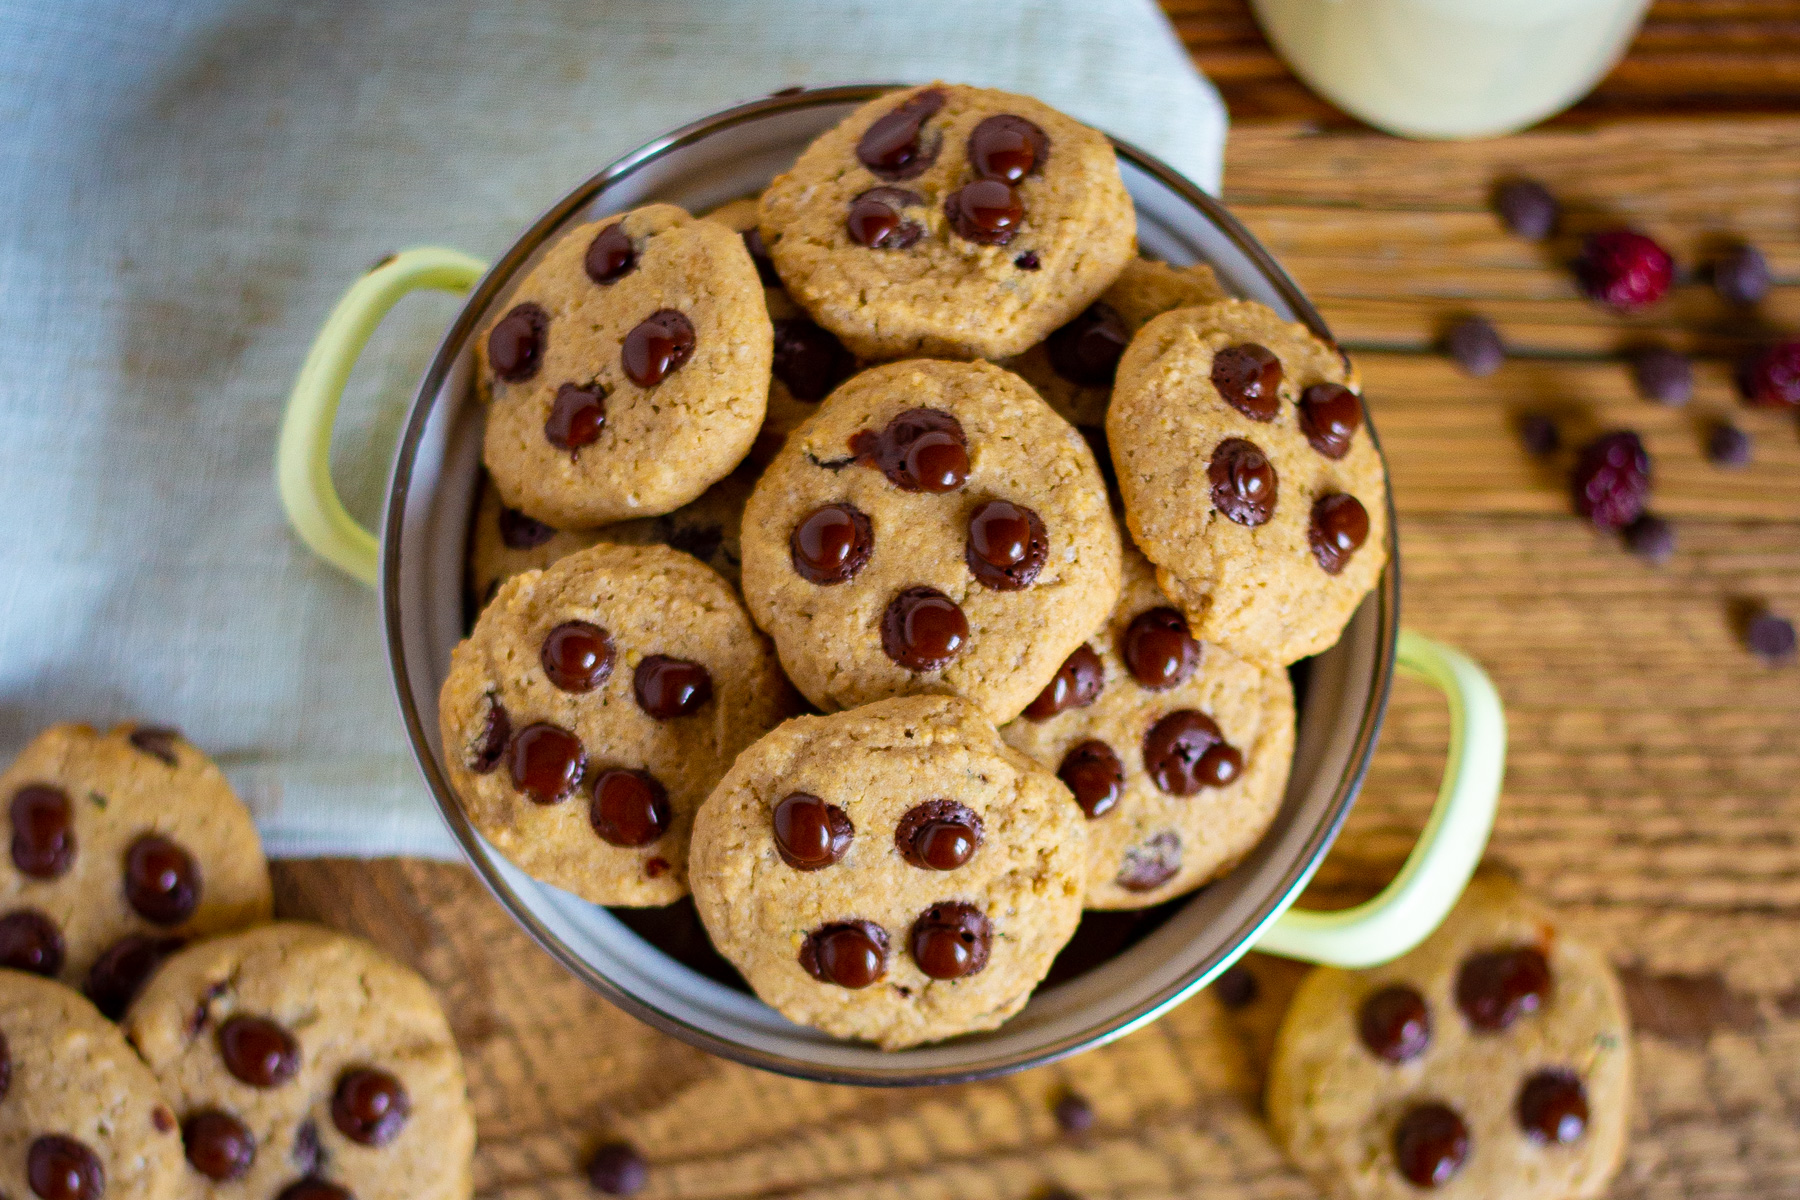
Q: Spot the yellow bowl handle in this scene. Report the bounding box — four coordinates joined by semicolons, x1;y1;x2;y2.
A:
276;247;488;587
1254;629;1506;966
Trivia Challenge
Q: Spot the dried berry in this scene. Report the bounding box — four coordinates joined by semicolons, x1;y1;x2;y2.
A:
1517;413;1560;458
1570;431;1650;529
1746;611;1796;663
1711;243;1770;307
1445;316;1505;377
1576;230;1674;311
1737;340;1800;408
1623;513;1675;565
1630;346;1692;407
1493;178;1558;240
1706;422;1751;467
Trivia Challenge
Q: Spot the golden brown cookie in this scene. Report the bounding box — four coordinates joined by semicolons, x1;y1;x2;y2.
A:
690;695;1087;1050
466;476;601;610
1108;299;1389;665
758;83;1136;360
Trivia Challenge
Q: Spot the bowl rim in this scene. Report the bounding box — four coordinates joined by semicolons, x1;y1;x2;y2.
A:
379;82;1400;1086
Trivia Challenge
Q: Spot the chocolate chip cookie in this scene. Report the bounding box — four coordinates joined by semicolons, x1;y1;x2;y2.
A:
757;83;1136;361
0;970;183;1200
0;724;272;1016
480;202;772;528
1107;299;1389;665
1267;874;1632;1200
124;922;474;1200
1001;541;1293;908
439;542;790;905
739;358;1121;724
689;695;1087;1050
467;476;601;611
1006;257;1227;429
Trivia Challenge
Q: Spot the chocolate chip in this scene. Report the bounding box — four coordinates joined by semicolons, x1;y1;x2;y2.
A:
153;1105;175;1133
1014;251;1041;271
1393;1103;1468;1188
584;222;637;285
488;303;547;383
1052;1092;1094;1135
622;309;695;387
965;499;1047;590
1517;412;1560;457
276;1180;352;1200
1707;421;1751;467
881;587;968;671
183;1109;257;1180
1493;178;1558;240
800;921;889;988
968;114;1049;183
218;1015;301;1088
127;726;181;766
541;620;615;692
291;1119;323;1175
1513;1068;1589;1145
1024;644;1105;720
1746;610;1797;663
909;901;991;979
1358;984;1431;1062
84;934;185;1020
1445;316;1505;377
1116;832;1181;892
1631;346;1693;406
1057;740;1124;819
0;1030;9;1100
846;187;925;249
772;792;853;870
27;1134;104;1200
633;656;712;720
1143;710;1242;796
856;88;945;179
1711;242;1770;306
895;800;983;870
1210;344;1283;419
1045;303;1129;387
1455;946;1551;1031
772;318;854;401
546;383;606;452
1298;383;1363;459
11;784;75;878
589;770;671;848
1208;438;1277;526
332;1067;410;1146
1120;607;1198;690
944;179;1023;246
0;909;64;976
1310;493;1371;575
1623;512;1676;565
587;1142;648;1195
468;696;511;774
742;227;781;286
1214;964;1258;1008
852;407;969;492
124;834;201;925
790;503;873;585
497;506;557;549
506;722;587;805
663;519;725;564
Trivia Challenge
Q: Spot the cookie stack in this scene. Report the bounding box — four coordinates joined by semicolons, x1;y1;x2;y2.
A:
445;83;1389;1050
0;724;474;1199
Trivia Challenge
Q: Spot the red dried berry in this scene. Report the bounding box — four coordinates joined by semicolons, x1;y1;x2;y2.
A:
1571;431;1650;530
1576;230;1673;312
1737;340;1800;409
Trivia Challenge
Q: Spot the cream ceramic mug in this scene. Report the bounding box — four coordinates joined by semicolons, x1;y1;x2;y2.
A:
1250;0;1652;139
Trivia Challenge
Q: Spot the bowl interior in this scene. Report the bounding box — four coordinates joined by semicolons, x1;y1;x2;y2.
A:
382;87;1397;1085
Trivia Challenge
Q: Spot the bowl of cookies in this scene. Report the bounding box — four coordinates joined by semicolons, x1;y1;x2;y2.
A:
278;83;1506;1083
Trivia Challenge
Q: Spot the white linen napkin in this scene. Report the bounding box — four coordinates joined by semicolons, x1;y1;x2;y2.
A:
0;0;1225;859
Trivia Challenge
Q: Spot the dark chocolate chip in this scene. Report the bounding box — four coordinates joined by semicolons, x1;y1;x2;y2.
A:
1517;412;1561;457
588;1141;649;1196
11;783;75;879
633;656;712;719
944;179;1023;246
622;309;695;387
1057;741;1124;820
968;114;1049;183
506;722;587;805
124;834;202;926
1143;710;1242;796
584;222;637;285
275;1180;352;1200
332;1067;410;1146
84;934;185;1021
1358;984;1431;1062
1045;303;1129;387
291;1119;323;1175
846;187;925;249
856;88;945;180
1393;1103;1469;1188
1711;242;1770;306
772;792;853;871
1014;251;1041;270
1746;610;1797;663
1516;1069;1588;1144
127;726;181;766
541;620;615;693
545;383;607;452
1053;1091;1095;1135
1455;946;1551;1031
0;908;64;976
488;303;548;383
772;318;854;402
468;696;511;775
894;800;983;871
1023;644;1105;720
1623;513;1676;565
183;1109;257;1181
851;407;969;492
1445;316;1505;377
790;503;873;585
909;901;991;979
1120;607;1198;690
0;1029;9;1100
1706;421;1751;467
1208;438;1277;526
497;506;557;549
1211;344;1283;420
965;499;1047;590
881;587;968;671
1493;178;1558;240
218;1015;301;1088
1631;346;1693;406
27;1134;105;1200
1117;832;1181;892
1298;383;1363;459
1310;493;1371;575
799;921;889;988
743;227;781;287
589;770;671;848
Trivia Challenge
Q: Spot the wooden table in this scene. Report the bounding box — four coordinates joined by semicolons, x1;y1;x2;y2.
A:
275;8;1800;1197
